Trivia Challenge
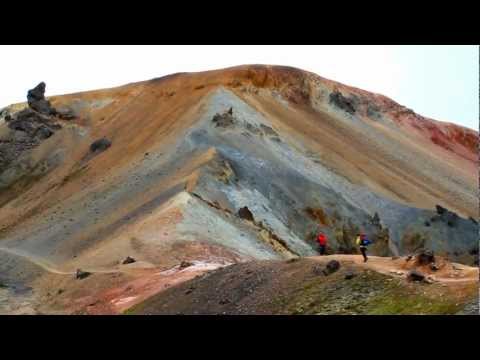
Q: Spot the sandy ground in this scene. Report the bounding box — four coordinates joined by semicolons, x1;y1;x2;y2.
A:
308;254;479;283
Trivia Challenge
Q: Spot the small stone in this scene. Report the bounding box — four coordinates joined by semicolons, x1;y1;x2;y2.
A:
406;270;425;282
435;205;446;215
344;271;356;280
90;138;112;153
312;264;324;276
179;260;194;269
122;256;136;265
323;260;341;276
75;269;91;280
238;206;254;222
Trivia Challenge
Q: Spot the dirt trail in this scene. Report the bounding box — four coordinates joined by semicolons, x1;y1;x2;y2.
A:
0;247;124;275
308;255;479;283
3;244;476;284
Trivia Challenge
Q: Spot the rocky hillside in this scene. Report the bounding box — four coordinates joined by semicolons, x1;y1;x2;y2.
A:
126;255;479;315
0;65;477;314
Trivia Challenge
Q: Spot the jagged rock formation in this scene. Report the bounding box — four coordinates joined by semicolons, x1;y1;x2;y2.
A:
0;83;73;207
27;82;56;115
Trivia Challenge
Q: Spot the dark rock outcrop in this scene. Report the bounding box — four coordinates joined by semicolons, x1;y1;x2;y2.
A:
323;260;341;275
329;91;356;114
1;107;62;177
435;205;447;215
122;256;136;265
212;110;235;128
179;260;194;269
260;124;279;137
90;138;111;153
371;212;381;228
55;106;76;120
433;205;459;228
406;270;425;282
75;269;91;280
238;206;254;222
416;249;435;265
27;82;56;115
0;83;69;180
7;108;56;136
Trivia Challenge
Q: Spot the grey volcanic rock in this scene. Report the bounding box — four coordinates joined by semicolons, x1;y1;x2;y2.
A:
435;205;447;215
7;108;52;135
75;269;91;280
323;260;341;275
179;261;194;269
329;90;356;114
0;106;62;192
406;270;425;282
238;206;254;222
90;138;111;153
212;110;235;128
416;250;435;265
55;106;76;120
122;256;136;264
27;82;56;115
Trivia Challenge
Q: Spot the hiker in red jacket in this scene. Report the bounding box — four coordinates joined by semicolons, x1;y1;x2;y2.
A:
317;232;327;255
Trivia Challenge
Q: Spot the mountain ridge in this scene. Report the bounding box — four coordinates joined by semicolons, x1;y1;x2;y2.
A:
0;64;477;314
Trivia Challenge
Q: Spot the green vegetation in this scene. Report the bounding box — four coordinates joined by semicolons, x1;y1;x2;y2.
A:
366;289;461;315
276;270;464;315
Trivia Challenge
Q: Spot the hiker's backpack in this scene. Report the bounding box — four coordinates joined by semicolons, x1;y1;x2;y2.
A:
362;238;372;246
355;236;361;245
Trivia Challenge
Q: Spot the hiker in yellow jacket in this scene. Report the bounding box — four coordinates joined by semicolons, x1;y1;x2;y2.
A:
356;233;372;262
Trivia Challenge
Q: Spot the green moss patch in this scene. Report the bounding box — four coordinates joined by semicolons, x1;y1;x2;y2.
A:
276;269;465;315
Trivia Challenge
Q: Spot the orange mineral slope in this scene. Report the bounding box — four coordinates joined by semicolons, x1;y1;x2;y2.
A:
38;65;480;217
0;65;477;268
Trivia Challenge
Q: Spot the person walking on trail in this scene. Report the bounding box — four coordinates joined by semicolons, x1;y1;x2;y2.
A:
356;233;372;262
317;232;327;255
